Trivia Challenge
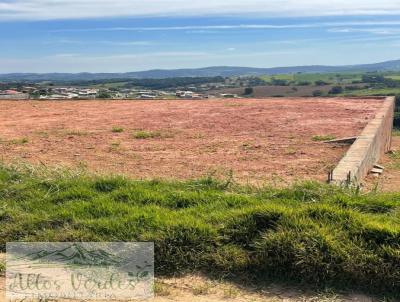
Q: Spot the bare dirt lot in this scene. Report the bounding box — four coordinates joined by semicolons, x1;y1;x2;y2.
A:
0;98;383;183
365;135;400;192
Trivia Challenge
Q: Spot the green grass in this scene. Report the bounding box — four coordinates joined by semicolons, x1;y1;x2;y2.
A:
385;75;400;81
132;130;173;139
294;73;362;84
256;72;400;97
259;73;363;85
10;137;29;145
389;151;400;160
389;151;400;170
393;129;400;137
0;137;29;145
133;130;163;139
312;135;336;142
343;88;400;96
112;127;124;133
0;164;399;297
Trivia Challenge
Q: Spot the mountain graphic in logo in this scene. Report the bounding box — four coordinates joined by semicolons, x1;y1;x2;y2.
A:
22;243;123;267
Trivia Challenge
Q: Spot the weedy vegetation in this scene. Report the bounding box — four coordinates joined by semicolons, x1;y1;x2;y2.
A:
132;130;172;139
112;127;124;133
312;135;336;142
0;163;399;297
10;137;29;145
65;130;89;136
0;261;4;276
154;281;171;296
389;151;400;170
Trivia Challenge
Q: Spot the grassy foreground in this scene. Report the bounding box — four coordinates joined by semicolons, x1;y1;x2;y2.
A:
0;164;399;297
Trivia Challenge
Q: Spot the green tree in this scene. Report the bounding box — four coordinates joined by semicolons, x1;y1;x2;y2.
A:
97;90;112;99
312;90;323;97
244;87;254;95
328;86;343;95
315;80;329;86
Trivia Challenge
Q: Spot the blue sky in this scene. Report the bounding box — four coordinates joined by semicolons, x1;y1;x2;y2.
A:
1;0;400;73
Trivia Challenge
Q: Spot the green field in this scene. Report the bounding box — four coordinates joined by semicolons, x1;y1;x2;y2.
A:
259;72;364;85
343;88;400;96
0;164;399;297
259;74;295;82
295;73;362;83
384;74;400;81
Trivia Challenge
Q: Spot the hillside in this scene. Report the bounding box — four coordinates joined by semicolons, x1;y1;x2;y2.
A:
2;59;400;81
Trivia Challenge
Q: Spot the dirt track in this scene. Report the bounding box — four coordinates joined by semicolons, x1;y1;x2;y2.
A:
0;272;379;302
0;98;383;183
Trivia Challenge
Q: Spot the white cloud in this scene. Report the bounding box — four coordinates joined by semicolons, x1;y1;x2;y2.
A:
328;27;400;35
50;21;400;33
59;40;154;46
1;0;400;21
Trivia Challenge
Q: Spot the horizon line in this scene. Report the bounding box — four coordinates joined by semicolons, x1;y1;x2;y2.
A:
0;58;399;75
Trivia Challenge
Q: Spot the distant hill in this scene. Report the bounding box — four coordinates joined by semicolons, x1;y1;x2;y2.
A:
2;59;400;82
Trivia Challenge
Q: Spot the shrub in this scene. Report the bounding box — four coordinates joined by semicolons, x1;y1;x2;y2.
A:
312;90;323;97
243;87;253;95
97;90;111;99
345;85;361;91
271;79;289;86
315;80;329;86
328;86;343;95
394;112;400;129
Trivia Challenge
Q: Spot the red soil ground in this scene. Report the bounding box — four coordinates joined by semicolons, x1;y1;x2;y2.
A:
0;98;383;183
365;135;400;192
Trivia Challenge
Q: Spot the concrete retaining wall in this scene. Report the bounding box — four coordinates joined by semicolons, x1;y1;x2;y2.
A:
331;97;395;186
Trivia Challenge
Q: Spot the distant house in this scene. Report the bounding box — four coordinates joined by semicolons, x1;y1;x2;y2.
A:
220;93;238;98
191;94;203;100
67;93;79;99
0;89;29;100
78;89;98;99
4;90;19;95
176;90;195;98
47;94;69;100
138;94;156;99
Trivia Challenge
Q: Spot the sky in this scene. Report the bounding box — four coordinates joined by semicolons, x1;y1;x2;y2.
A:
1;0;400;73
